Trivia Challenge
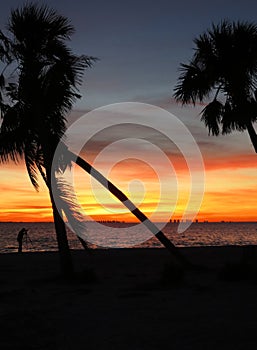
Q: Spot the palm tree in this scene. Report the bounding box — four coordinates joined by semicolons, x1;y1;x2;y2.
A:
0;3;95;276
0;3;190;273
66;149;190;267
174;20;257;152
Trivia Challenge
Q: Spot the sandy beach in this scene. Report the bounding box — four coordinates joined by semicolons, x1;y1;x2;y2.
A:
0;246;257;349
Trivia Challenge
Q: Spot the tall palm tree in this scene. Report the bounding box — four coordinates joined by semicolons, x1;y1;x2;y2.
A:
174;20;257;152
0;3;95;276
0;3;190;273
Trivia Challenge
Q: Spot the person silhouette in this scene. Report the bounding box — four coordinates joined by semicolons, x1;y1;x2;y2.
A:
17;228;28;253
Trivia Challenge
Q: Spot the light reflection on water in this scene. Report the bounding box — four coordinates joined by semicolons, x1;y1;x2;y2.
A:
0;222;257;253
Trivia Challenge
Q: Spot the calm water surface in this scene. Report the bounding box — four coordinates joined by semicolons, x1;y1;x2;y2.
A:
1;222;257;253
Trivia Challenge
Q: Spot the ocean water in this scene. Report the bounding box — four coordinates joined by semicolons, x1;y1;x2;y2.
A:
1;222;257;253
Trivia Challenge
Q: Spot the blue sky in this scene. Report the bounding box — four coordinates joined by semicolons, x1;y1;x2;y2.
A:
0;0;257;153
0;1;256;160
1;0;257;110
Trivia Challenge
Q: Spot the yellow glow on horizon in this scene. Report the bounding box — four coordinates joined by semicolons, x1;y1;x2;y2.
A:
1;153;257;222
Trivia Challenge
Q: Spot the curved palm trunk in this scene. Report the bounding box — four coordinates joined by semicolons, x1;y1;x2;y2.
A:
246;122;257;153
45;164;74;277
66;150;191;268
244;123;257;264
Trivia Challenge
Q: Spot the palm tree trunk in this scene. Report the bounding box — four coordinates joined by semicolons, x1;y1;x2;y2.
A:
46;165;74;277
243;123;257;265
246;122;257;153
66;149;191;268
50;192;74;277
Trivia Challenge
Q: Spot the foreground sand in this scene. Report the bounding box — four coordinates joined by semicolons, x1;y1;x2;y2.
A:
0;246;257;349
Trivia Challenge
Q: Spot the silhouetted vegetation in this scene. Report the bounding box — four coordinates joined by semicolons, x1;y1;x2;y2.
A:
0;3;95;276
0;3;188;276
174;20;257;270
174;20;257;152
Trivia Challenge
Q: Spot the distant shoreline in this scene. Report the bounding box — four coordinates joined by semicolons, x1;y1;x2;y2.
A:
1;222;257;253
1;221;257;224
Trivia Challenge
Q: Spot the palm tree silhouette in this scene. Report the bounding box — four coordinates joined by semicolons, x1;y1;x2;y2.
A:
0;3;189;274
174;20;257;152
0;3;95;276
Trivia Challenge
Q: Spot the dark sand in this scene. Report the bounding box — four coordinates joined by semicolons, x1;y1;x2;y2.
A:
0;246;257;349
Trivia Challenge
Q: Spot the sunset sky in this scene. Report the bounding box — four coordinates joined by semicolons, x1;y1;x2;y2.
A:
1;0;257;222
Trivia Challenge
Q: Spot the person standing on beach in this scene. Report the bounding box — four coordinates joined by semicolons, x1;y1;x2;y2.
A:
17;228;28;253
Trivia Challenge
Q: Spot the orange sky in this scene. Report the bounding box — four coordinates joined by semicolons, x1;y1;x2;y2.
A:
1;2;257;224
1;141;257;223
1;102;257;223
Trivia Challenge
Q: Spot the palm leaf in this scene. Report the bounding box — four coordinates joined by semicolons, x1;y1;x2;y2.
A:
200;100;223;136
53;176;88;248
24;143;39;190
174;20;257;136
0;128;24;163
174;62;216;104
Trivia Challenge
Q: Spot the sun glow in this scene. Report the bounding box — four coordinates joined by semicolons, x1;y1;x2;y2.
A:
1;148;257;222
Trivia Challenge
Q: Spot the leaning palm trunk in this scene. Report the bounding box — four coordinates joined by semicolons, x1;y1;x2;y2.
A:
243;123;257;265
66;150;191;267
246;122;257;153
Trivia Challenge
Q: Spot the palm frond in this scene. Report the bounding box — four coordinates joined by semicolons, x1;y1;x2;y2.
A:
53;176;88;247
200;99;224;135
8;3;74;44
174;19;257;136
24;144;39;190
0;127;24;163
36;149;47;186
0;103;25;163
51;141;71;174
221;100;236;134
174;62;215;104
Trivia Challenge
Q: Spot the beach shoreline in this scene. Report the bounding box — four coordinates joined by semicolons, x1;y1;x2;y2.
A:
0;246;257;349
